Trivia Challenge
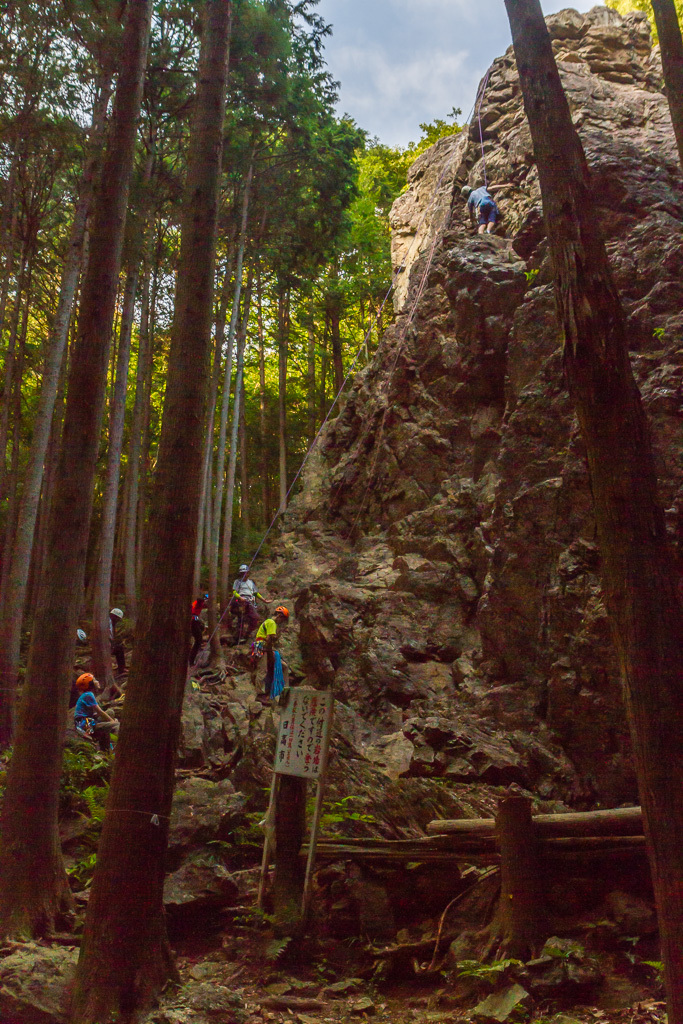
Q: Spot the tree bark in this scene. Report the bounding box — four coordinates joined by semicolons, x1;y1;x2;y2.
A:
239;379;250;537
220;273;252;606
0;272;30;604
272;774;307;936
257;267;271;527
123;240;152;620
193;256;234;594
208;165;252;660
306;319;316;444
319;316;328;423
493;795;545;958
0;249;28;509
0;0;152;941
277;288;289;512
92;151;154;681
70;3;230;1017
135;251;159;587
504;0;683;1014
651;0;683;170
330;304;343;394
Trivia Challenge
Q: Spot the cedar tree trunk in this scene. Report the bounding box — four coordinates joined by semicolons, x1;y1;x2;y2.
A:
505;0;683;1015
0;0;152;940
651;0;683;170
70;3;230;1019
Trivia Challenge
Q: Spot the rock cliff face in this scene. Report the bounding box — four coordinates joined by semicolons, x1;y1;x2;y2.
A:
265;5;683;812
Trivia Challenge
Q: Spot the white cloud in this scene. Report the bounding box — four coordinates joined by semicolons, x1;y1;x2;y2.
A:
317;0;597;146
332;44;480;145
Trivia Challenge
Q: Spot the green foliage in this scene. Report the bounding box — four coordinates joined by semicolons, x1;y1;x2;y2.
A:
524;268;540;286
317;794;377;832
265;935;292;961
456;958;524;982
605;0;683;41
653;326;665;340
642;960;664;982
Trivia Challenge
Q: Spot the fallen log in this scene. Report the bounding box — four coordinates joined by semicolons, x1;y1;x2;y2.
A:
260;996;326;1011
426;805;643;838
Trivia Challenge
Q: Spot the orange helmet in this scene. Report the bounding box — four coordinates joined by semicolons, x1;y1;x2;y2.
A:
76;673;94;692
275;605;289;618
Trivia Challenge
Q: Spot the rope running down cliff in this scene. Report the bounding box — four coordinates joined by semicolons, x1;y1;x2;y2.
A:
206;80;492;646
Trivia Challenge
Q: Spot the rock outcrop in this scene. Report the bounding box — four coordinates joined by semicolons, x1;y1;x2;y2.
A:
263;5;683;808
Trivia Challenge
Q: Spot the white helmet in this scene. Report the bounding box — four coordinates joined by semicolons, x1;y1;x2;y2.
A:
76;629;87;642
239;564;249;574
110;608;124;619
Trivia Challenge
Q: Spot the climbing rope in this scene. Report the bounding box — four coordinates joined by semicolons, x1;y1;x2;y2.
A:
476;69;492;188
206;85;491;647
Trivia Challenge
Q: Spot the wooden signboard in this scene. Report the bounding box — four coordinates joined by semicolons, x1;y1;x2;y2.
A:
259;687;334;923
275;688;333;780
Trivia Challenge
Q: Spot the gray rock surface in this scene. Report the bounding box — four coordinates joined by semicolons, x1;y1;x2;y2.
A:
261;4;682;809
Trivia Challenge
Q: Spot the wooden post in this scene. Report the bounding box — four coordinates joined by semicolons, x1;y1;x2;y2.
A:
257;772;279;910
271;774;307;935
301;692;334;921
494;794;546;959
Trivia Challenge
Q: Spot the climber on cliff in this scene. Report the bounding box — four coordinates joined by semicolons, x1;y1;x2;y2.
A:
230;564;271;643
253;605;289;702
461;184;499;234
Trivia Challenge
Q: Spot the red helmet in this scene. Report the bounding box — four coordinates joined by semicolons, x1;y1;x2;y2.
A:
275;605;289;618
76;673;94;692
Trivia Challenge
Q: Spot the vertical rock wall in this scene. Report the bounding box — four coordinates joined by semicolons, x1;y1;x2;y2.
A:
267;5;683;808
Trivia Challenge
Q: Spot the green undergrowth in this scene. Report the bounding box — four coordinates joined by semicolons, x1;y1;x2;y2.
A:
60;745;112;889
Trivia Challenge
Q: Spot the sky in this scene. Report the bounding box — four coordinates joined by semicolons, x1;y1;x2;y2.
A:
315;0;598;148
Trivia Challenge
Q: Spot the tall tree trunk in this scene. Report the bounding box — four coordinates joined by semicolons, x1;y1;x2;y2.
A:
0;155;19;345
90;264;138;686
123;243;152;620
277;288;289;512
29;320;71;621
257;267;270;527
193;257;234;593
306;319;316;444
135;254;159;587
70;3;230;1016
651;0;683;170
0;0;152;940
504;0;683;1015
220;274;252;606
0;249;28;508
319;316;328;423
208;164;252;660
92;151;154;677
330;306;343;394
0;274;30;603
239;381;250;538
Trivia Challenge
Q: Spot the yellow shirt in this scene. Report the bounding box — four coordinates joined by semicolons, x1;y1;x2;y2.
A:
256;618;277;640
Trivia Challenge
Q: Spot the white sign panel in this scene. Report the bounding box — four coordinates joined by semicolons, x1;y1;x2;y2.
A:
275;688;333;780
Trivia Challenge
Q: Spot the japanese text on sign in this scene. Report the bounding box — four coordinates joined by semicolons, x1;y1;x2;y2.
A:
275;688;332;780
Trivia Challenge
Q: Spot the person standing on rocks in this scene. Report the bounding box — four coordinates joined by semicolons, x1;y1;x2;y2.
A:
230;564;270;643
254;605;289;702
189;593;208;665
109;607;126;676
461;184;499;234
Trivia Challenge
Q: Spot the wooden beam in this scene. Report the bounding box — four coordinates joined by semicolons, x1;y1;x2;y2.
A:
426;805;643;838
